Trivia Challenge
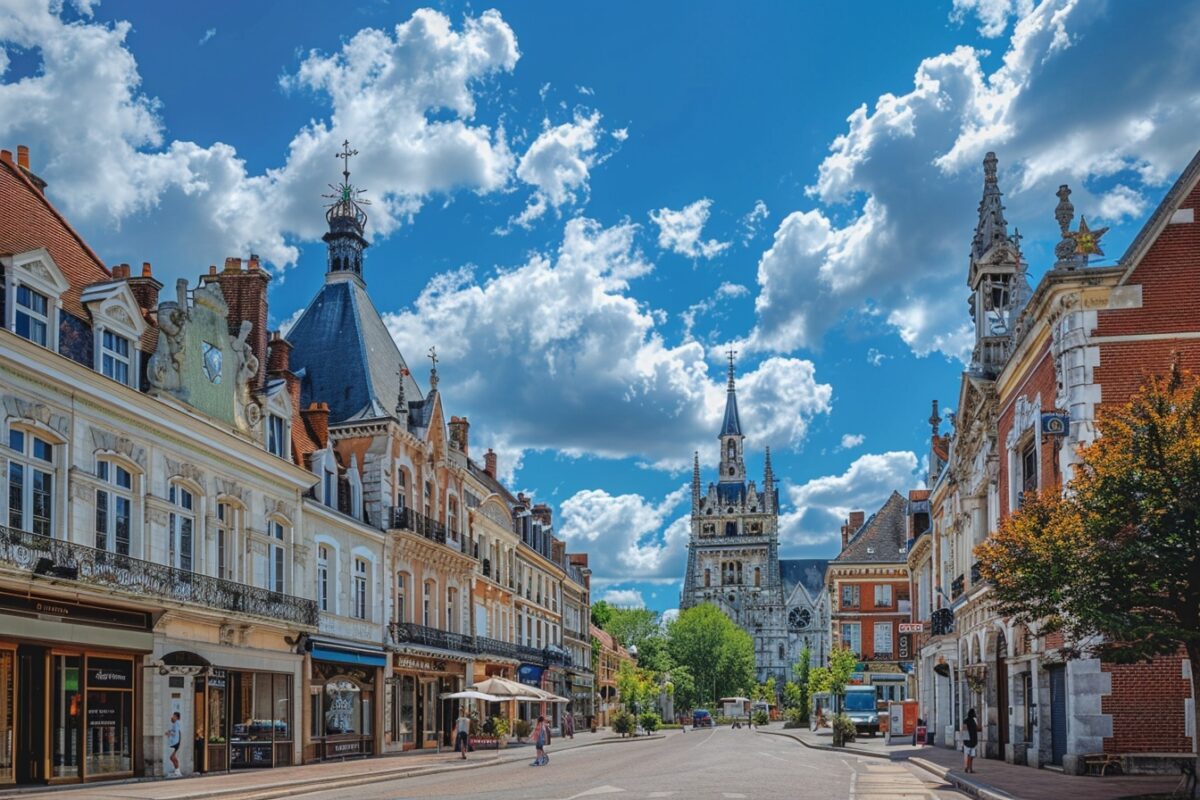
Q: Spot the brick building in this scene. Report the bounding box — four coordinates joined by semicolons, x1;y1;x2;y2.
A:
917;151;1199;774
826;492;913;702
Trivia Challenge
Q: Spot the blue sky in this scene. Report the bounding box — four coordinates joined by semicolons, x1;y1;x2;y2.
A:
3;0;1199;613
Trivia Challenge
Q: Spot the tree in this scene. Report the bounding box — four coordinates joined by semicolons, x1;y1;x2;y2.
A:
616;660;654;714
810;646;859;713
590;600;614;629
667;603;756;705
792;645;812;721
667;665;697;712
782;680;803;711
976;363;1200;775
604;608;661;652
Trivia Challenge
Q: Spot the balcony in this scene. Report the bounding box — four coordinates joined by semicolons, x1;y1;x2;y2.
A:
931;607;955;636
389;622;574;668
0;524;319;627
390;506;448;546
970;560;983;586
950;574;965;600
482;558;492;579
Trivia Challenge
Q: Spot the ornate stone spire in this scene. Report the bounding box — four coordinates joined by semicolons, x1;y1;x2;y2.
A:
395;363;408;418
929;399;940;437
692;451;702;510
971;152;1010;262
721;348;742;437
1054;184;1077;267
322;140;371;281
763;446;775;512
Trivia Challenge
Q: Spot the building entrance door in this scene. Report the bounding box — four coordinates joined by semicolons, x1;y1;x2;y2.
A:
995;633;1008;759
1048;665;1067;766
15;645;46;784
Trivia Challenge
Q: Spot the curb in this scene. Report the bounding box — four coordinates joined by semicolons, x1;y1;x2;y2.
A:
755;727;893;760
908;756;1015;800
166;733;671;800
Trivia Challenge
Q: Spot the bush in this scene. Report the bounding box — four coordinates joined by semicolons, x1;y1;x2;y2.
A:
783;707;805;728
638;711;661;734
611;710;636;737
832;713;856;745
513;718;532;740
752;709;770;727
491;717;509;738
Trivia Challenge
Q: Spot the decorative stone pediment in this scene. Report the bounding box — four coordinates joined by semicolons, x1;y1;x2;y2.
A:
166;457;205;486
263;497;294;524
213;477;248;505
89;426;147;469
11;248;70;296
1006;393;1042;450
3;396;69;437
81;280;148;339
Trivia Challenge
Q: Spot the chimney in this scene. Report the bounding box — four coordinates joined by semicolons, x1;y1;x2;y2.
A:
484;448;497;479
266;330;292;375
126;261;162;317
111;263;130;279
11;145;46;192
532;503;552;527
202;254;271;392
848;510;865;531
841;523;850;551
16;145;29;170
448;416;470;456
302;402;330;448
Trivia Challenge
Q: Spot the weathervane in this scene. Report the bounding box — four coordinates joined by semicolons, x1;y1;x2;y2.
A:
323;138;370;226
726;348;738;390
428;346;439;392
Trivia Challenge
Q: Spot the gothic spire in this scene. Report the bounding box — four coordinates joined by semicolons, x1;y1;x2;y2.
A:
692;451;702;510
721;348;743;437
971;151;1011;263
763;445;775;511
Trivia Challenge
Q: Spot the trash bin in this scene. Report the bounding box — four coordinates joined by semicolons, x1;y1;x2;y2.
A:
915;724;926;746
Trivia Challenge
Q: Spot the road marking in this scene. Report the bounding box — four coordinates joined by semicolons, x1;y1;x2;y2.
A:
722;794;747;798
646;793;677;797
757;750;788;762
567;787;625;798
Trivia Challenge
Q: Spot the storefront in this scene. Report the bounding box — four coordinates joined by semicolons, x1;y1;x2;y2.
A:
568;673;594;727
388;653;465;751
304;637;387;762
192;667;294;771
0;590;151;785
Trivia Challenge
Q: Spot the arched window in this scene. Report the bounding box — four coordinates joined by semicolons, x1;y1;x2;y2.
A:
168;482;195;571
353;558;368;620
268;519;287;593
95;458;133;555
8;427;56;537
215;500;241;580
778;644;785;661
317;546;330;612
727;440;735;460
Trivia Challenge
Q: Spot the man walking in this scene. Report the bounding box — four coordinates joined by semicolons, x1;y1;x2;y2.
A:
962;708;979;774
164;711;182;777
454;708;472;759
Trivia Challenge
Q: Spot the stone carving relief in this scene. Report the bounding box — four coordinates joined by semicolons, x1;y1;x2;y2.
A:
1006;393;1042;450
232;320;263;435
2;396;69;437
264;497;293;524
148;279;190;394
166;457;205;486
89;426;147;469
105;304;137;329
213;477;247;505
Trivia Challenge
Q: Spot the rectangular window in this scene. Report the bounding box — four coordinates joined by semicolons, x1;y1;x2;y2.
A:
353;560;367;620
15;285;49;347
1021;439;1038;498
168;484;194;572
267;415;285;457
100;330;131;385
841;584;860;609
95;462;132;555
841;622;861;655
269;523;286;594
323;469;335;507
874;584;893;608
8;431;54;536
396;573;406;623
873;621;893;657
317;548;329;612
422;583;432;627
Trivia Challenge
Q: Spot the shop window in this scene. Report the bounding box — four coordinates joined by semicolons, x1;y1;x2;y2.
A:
316;677;373;737
0;647;11;783
393;675;415;746
99;330;132;386
84;656;133;777
7;427;55;537
95;459;133;556
229;671;292;768
51;654;82;779
168;482;195;571
353;558;368;620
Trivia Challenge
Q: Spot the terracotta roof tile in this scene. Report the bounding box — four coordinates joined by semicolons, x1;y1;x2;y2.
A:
834;491;908;564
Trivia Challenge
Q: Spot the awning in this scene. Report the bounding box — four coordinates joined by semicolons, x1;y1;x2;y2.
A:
306;636;388;668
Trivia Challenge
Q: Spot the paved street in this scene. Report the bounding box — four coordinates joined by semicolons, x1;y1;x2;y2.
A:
290;729;967;800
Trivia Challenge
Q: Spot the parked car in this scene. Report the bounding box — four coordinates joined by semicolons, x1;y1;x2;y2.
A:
692;709;714;728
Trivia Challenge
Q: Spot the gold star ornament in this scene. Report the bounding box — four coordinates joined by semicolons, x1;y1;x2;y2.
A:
1069;216;1109;258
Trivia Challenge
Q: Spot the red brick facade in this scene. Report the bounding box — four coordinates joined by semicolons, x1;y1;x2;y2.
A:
1102;651;1193;754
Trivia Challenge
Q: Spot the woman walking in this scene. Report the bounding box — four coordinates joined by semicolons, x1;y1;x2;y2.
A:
530;715;550;766
962;708;979;773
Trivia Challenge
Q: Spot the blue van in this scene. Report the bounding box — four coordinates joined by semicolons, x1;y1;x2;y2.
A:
692;709;714;728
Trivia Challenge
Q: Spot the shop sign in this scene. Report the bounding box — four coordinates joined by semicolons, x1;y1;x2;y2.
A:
208;669;227;690
518;663;544;687
898;623;924;634
395;655;439;673
0;589;150;630
87;657;133;689
329;739;363;756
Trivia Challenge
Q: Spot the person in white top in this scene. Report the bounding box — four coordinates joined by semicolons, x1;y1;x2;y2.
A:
454;709;472;759
164;712;182;777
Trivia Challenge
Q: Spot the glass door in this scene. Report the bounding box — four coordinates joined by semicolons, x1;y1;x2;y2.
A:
421;681;437;747
50;654;82;780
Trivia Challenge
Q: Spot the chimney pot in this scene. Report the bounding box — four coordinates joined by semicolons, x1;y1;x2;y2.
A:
302;402;331;447
248;254;261;271
266;330;293;375
1;150;12;164
224;257;242;272
848;510;865;531
16;145;29;170
141;262;152;277
484;448;497;479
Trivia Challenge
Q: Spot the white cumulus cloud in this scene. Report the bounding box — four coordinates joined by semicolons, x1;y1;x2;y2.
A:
509;110;603;229
839;433;865;450
649;198;730;260
601;589;646;608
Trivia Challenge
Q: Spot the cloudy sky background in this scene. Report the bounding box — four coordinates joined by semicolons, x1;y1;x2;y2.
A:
2;0;1198;611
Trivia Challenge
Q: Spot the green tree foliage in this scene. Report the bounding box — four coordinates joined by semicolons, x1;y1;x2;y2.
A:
590;600;614;629
616;659;655;713
827;646;858;698
668;603;755;706
638;711;661;734
605;608;661;651
611;710;636;737
792;644;812;721
808;665;832;698
666;665;697;712
976;363;1200;771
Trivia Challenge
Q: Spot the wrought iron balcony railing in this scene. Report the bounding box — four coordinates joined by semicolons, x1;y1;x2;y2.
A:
0;524;319;627
389;506;448;546
950;573;965;600
389;621;574;668
931;607;955;636
970;560;983;586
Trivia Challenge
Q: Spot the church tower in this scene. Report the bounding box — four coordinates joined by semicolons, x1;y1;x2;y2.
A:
680;351;790;685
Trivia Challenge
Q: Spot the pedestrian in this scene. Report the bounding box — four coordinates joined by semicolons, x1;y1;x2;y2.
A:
564;709;575;739
962;708;979;773
164;711;182;777
454;707;472;760
530;715;549;766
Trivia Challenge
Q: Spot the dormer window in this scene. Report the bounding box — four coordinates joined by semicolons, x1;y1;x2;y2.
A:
267;414;286;458
100;330;132;385
15;286;49;346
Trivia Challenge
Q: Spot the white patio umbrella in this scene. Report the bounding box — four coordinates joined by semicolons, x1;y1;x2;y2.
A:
440;689;505;701
471;677;534;697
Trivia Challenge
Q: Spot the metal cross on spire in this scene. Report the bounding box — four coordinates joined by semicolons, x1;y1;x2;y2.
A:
427;346;439;391
337;139;358;185
726;348;738;390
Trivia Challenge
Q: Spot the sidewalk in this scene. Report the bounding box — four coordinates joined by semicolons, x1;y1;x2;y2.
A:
0;730;665;800
759;725;1183;800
